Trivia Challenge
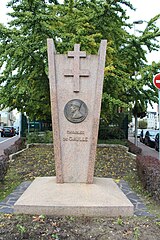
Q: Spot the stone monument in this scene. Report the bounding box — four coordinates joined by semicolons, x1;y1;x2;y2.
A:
14;40;134;217
47;39;107;184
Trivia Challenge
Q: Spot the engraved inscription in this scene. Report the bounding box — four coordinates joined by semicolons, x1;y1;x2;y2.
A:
64;99;88;123
67;130;84;135
63;137;88;142
63;130;88;142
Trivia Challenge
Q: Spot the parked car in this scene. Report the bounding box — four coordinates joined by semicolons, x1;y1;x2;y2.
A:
144;130;159;148
14;127;19;135
155;133;159;151
133;129;142;138
140;129;149;143
1;126;15;137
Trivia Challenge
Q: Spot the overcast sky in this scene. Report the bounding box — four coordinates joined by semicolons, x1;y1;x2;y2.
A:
128;0;160;22
0;0;159;64
128;0;160;64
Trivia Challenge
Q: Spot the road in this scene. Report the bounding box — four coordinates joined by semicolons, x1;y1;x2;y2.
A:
128;136;159;159
0;136;10;143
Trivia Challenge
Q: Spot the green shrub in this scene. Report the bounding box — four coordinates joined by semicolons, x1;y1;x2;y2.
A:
26;131;53;144
43;131;53;143
98;126;125;140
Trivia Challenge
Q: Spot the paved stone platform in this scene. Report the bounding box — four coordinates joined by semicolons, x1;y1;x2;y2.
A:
117;180;154;217
0;181;31;213
14;177;134;217
0;179;154;217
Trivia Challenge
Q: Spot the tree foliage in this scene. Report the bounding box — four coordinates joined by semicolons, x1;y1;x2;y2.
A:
0;0;160;122
0;0;55;120
138;119;147;129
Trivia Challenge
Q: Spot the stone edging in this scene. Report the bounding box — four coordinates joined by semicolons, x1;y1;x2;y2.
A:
9;143;136;161
98;143;136;158
9;148;29;161
9;143;53;160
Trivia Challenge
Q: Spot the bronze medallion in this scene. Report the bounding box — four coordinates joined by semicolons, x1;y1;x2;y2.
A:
64;99;88;123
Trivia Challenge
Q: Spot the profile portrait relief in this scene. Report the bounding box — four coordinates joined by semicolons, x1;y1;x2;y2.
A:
64;99;88;123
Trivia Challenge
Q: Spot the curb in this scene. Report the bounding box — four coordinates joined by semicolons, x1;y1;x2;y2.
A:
9;143;53;160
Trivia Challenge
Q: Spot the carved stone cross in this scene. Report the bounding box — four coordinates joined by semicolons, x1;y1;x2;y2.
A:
64;44;89;92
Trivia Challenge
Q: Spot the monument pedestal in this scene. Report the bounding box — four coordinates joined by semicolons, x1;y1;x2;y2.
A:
14;177;134;217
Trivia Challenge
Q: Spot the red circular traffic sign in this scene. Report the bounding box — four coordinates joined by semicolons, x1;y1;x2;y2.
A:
153;73;160;89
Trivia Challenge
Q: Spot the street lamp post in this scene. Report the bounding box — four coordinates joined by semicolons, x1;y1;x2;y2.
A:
133;20;144;34
133;20;144;146
133;20;143;26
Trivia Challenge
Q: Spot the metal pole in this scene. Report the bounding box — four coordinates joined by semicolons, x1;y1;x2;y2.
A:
133;20;143;147
19;113;22;137
134;113;138;146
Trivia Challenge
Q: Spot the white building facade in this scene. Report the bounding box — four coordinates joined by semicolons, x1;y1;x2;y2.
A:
130;111;158;132
0;108;16;127
146;111;158;129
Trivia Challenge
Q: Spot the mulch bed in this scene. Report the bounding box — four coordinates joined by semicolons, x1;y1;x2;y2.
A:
0;145;160;239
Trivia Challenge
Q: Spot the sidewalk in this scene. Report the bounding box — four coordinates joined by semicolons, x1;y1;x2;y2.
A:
0;135;20;155
128;136;158;159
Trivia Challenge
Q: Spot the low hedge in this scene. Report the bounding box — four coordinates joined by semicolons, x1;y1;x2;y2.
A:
0;138;25;182
26;131;53;144
0;155;9;182
136;155;160;202
127;141;160;202
98;127;126;140
3;138;25;156
127;140;142;155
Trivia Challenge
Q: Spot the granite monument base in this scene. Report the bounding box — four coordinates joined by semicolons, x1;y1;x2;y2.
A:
14;177;134;217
